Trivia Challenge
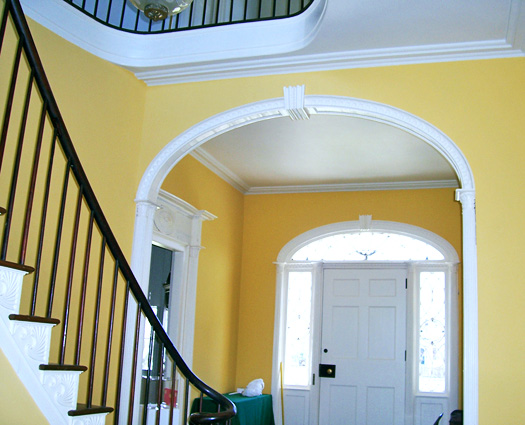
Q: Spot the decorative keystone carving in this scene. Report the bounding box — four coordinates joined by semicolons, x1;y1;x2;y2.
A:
284;85;310;120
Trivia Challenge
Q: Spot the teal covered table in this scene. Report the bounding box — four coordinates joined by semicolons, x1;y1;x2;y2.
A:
190;393;275;425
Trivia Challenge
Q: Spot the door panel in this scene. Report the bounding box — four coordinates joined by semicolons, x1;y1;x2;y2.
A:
319;267;406;425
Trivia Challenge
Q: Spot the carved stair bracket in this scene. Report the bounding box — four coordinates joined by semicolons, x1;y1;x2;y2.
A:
10;320;56;366
71;413;110;425
41;370;83;412
0;265;30;314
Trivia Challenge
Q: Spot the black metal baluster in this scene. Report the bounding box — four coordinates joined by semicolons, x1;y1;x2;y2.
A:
94;0;100;18
214;0;220;24
243;0;248;20
30;127;56;316
106;0;114;23
0;40;22;174
101;259;119;406
59;185;83;364
127;302;142;425
154;340;164;425
1;71;33;261
168;361;176;424
20;99;47;265
0;0;10;53
271;0;276;18
75;211;94;364
182;378;190;425
142;324;155;425
46;160;71;318
134;8;140;31
119;0;127;28
202;0;208;26
188;2;195;28
114;279;130;425
86;236;107;408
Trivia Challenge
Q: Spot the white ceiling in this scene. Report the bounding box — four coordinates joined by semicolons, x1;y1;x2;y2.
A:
23;0;523;193
191;114;459;194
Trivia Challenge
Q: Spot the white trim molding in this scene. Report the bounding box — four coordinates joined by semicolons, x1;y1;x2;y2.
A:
271;221;460;425
20;0;524;85
133;95;477;425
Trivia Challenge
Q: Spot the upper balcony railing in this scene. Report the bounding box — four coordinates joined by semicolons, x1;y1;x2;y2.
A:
63;0;314;34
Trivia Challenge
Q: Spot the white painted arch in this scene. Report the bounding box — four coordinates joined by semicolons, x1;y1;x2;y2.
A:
132;95;478;425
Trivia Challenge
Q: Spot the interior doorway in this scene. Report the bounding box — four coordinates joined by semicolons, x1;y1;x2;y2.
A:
319;266;407;425
273;220;459;425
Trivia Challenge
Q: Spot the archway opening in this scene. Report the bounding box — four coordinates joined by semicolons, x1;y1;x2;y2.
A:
132;95;477;424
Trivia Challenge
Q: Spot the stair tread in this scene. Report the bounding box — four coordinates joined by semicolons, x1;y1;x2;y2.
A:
0;259;34;273
39;363;88;372
9;314;60;325
68;404;114;416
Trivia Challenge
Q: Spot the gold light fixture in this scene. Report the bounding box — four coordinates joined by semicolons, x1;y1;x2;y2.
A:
129;0;194;21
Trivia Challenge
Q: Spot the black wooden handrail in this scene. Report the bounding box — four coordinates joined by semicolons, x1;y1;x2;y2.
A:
0;0;236;423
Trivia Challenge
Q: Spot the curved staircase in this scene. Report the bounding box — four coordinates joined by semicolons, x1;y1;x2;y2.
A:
0;1;236;423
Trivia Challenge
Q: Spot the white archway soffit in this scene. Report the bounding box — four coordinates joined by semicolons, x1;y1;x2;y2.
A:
136;95;474;203
277;220;460;264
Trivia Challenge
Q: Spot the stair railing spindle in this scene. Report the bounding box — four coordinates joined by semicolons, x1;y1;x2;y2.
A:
19;99;47;265
114;279;130;425
1;71;33;261
46;160;71;318
59;185;84;364
154;340;165;425
86;236;107;408
0;39;22;177
101;259;120;406
74;211;94;364
30;128;56;315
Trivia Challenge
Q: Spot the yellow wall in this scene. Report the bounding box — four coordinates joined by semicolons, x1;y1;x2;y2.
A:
237;188;462;387
139;58;525;423
3;8;525;423
162;155;245;392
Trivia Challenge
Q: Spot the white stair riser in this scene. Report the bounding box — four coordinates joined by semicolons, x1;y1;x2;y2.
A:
71;412;110;425
41;369;83;413
0;265;30;315
10;320;57;366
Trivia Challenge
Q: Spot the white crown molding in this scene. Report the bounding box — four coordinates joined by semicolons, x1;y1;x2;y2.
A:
246;180;460;195
190;146;459;195
136;38;525;85
189;148;249;193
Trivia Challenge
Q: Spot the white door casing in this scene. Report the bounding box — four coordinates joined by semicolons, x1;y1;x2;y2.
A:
320;266;407;425
273;221;460;425
132;93;477;425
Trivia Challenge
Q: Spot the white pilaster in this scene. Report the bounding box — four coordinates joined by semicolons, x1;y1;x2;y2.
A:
456;188;478;425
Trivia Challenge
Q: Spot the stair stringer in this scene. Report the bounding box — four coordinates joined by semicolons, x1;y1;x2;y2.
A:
0;264;109;425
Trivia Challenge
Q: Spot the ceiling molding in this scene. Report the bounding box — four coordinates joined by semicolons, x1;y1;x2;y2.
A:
190;148;250;193
191;146;459;195
21;0;525;86
245;180;460;195
137;39;524;85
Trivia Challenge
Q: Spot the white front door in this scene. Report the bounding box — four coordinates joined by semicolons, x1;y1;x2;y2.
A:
319;266;407;425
